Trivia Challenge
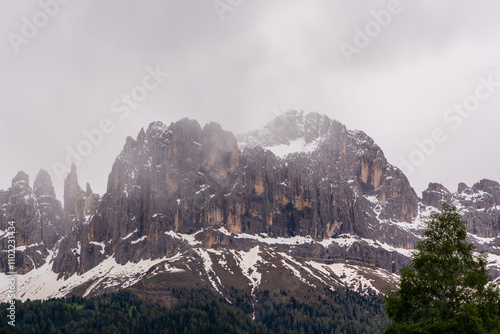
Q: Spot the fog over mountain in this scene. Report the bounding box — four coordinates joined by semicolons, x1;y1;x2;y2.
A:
3;108;500;332
1;0;500;200
3;110;500;310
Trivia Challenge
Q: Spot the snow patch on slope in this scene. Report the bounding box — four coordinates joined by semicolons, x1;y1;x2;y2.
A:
0;252;183;302
195;249;224;296
130;236;147;244
230;246;262;298
165;230;202;246
89;241;106;254
319;233;414;257
122;229;138;241
278;252;316;287
218;227;315;245
264;138;320;158
230;246;262;319
306;261;396;294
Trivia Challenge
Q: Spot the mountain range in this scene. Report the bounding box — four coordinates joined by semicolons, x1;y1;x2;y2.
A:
2;110;500;317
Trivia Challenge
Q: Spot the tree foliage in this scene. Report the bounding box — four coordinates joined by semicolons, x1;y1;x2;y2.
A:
0;285;389;333
0;292;269;334
383;204;500;333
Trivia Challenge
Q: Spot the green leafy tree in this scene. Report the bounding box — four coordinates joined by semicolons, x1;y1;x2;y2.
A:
383;204;500;333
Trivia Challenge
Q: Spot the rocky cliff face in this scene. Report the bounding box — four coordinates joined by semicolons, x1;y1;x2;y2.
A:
2;110;500;305
0;170;63;274
50;165;101;279
238;111;419;242
48;112;422;279
421;180;500;241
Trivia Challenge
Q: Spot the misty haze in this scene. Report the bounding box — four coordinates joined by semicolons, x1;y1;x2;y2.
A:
1;1;500;333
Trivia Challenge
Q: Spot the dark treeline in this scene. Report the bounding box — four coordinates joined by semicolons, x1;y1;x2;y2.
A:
258;288;386;333
0;288;386;333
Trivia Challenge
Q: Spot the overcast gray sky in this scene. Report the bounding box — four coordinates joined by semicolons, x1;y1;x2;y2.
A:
1;0;500;200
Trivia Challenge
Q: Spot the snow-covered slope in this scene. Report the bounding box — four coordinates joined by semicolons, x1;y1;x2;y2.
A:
0;227;399;311
237;110;329;156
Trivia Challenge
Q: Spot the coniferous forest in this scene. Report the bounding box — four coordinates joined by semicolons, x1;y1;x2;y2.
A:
0;289;386;333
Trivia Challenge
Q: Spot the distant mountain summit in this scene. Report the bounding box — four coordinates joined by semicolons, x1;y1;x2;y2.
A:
2;110;500;314
237;110;331;156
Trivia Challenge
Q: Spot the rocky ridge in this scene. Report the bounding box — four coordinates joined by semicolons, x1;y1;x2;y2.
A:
1;110;500;309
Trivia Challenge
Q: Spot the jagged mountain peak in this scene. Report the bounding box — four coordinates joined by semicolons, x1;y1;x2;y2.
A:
168;118;203;137
63;164;97;222
237;110;385;164
12;170;30;189
144;121;171;144
472;179;500;194
426;182;451;193
85;182;93;196
458;182;470;194
34;169;57;199
237;110;334;152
